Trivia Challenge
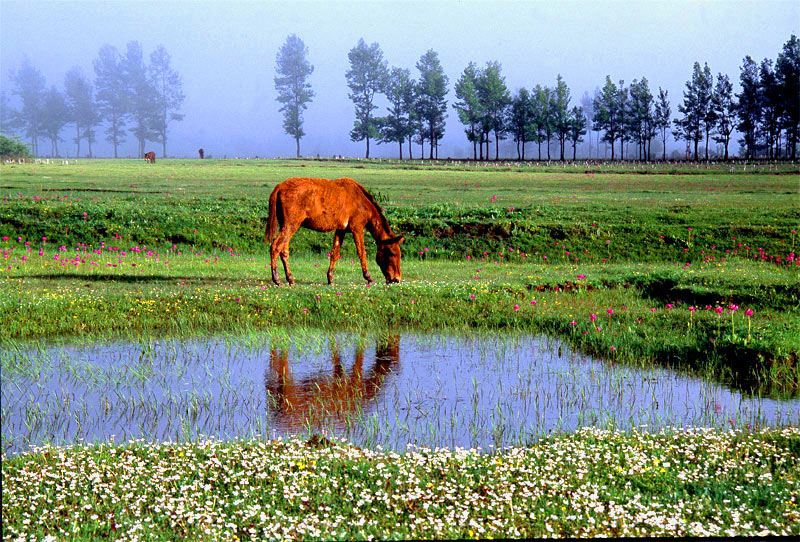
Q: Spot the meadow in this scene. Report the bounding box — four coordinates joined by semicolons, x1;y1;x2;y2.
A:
1;158;799;538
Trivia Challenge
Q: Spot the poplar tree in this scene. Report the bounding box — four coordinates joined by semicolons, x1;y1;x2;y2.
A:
532;85;550;160
41;86;69;156
378;67;414;158
759;59;781;158
628;77;654;161
736;56;761;159
64;67;99;158
711;74;735;159
94;44;128;158
654;88;671;160
552;74;571;161
476;61;511;160
415;50;449;160
150;45;185;158
122;41;159;158
616;80;628;159
508;87;534;160
568;106;587;160
775;34;799;159
274;35;314;158
674;62;711;161
454;62;482;160
346;38;388;159
592;76;621;160
10;57;46;156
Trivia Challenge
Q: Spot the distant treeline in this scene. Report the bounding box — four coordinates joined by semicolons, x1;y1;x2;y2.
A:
278;33;799;161
1;41;184;159
2;34;798;161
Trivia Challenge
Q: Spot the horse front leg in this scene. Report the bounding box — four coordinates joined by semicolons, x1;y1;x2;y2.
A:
327;230;346;285
351;229;374;286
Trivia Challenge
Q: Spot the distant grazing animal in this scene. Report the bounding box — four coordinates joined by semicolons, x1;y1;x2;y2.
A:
143;151;156;163
265;177;404;286
198;148;204;159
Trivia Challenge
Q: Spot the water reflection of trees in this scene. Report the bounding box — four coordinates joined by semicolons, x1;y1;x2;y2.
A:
265;335;400;430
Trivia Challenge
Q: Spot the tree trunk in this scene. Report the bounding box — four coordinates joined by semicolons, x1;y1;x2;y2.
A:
366;136;370;159
296;137;300;158
408;135;413;160
538;139;541;160
473;138;477;160
88;137;93;158
704;128;710;161
398;140;403;160
495;129;500;160
521;138;526;160
572;141;577;160
610;136;615;161
75;124;81;158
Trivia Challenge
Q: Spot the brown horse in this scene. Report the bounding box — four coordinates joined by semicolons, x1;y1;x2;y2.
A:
265;177;404;286
265;335;400;430
143;151;156;163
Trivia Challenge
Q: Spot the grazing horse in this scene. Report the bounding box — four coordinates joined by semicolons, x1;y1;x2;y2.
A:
265;335;400;429
143;151;156;163
265;177;404;286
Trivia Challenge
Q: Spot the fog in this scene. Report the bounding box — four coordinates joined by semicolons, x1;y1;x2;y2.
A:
1;0;797;159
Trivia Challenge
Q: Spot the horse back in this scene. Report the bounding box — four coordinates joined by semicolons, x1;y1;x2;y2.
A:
274;177;371;232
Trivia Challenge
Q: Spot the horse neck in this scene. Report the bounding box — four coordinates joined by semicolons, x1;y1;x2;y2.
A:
367;211;393;242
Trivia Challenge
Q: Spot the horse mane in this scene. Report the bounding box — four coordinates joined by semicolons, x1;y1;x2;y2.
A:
356;183;392;235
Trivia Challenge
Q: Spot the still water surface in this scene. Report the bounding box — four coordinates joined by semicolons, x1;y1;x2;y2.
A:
2;334;798;455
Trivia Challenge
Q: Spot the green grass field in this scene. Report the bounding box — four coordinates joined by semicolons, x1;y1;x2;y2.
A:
2;158;799;539
2;158;798;392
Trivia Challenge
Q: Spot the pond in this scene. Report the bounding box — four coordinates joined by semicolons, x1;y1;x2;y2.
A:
2;333;798;455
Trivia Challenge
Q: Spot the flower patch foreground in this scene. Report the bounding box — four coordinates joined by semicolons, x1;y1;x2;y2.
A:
2;427;799;540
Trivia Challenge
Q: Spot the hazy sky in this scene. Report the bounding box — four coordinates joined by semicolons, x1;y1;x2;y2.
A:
1;0;798;158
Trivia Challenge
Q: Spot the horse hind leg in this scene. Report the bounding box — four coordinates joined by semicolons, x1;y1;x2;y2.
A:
270;239;283;286
280;246;294;286
274;222;300;286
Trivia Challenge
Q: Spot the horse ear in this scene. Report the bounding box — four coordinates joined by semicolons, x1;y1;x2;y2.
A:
381;235;404;246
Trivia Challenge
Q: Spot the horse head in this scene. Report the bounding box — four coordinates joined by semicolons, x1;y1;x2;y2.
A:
376;235;404;284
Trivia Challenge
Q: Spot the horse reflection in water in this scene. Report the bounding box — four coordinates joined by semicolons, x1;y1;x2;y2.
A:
265;336;400;430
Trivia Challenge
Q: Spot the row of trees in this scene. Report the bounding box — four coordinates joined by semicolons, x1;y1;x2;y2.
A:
275;34;799;161
276;36;451;160
2;42;184;158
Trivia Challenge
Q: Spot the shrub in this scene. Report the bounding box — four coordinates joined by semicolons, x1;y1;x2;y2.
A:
0;134;32;159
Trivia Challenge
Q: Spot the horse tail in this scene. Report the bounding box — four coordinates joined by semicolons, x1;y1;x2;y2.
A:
265;186;280;245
